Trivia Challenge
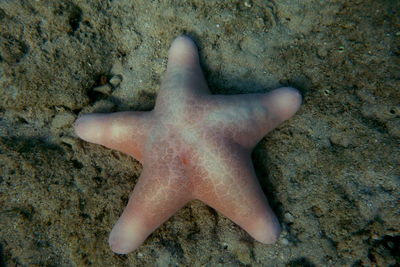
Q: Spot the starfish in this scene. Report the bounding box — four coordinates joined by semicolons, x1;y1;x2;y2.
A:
74;36;302;254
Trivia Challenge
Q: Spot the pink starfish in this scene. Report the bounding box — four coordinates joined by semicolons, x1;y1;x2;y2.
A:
74;36;302;254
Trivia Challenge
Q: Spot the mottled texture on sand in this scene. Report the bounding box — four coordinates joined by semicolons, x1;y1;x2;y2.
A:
0;0;399;266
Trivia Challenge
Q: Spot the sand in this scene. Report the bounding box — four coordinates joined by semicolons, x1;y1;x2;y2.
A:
0;0;399;266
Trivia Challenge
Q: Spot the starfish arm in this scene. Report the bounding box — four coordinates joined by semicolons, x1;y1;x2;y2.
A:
190;141;281;244
74;111;152;162
156;36;209;109
108;159;192;254
206;87;302;149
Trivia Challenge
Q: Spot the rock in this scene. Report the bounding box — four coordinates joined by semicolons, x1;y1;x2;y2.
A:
386;119;400;138
317;46;328;58
51;112;76;129
82;100;115;113
93;84;112;95
280;238;289;246
60;136;78;147
284;212;295;222
109;75;123;87
240;34;265;56
356;89;376;103
329;133;352;147
361;104;397;122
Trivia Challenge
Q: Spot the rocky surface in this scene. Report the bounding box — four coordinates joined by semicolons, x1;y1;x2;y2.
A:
0;0;399;266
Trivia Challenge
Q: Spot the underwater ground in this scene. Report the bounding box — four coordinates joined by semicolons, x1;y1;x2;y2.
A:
0;0;399;266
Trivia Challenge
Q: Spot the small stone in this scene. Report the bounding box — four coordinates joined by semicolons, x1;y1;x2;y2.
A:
284;212;294;222
386;119;400;138
240;35;265;56
93;84;112;95
361;104;397;122
60;136;78;146
244;1;252;8
329;133;351;148
371;234;380;240
280;238;289;246
109;75;123;87
317;47;328;58
356;89;376;103
51;112;76;129
89;100;115;113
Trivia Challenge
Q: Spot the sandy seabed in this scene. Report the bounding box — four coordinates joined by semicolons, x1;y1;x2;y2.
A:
0;0;399;266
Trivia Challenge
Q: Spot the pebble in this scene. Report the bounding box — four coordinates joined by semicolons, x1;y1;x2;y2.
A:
371;233;380;240
361;104;397;122
240;35;265;56
317;47;328;58
51;112;76;129
356;89;376;103
60;136;78;146
386;119;400;138
109;75;123;87
244;1;252;8
79;99;115;114
280;238;289;246
329;133;352;148
284;212;295;222
93;84;112;95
